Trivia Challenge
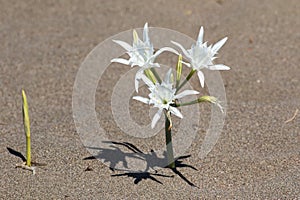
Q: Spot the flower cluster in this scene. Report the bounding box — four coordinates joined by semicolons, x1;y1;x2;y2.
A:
111;23;229;128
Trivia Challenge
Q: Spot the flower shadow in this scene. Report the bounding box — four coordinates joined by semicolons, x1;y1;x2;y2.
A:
83;141;198;186
111;171;173;185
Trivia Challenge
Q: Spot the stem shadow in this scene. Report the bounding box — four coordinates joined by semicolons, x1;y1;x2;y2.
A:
7;147;26;162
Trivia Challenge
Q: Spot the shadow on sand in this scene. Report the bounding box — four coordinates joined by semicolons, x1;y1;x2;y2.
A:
7;147;27;162
6;147;47;167
83;141;198;187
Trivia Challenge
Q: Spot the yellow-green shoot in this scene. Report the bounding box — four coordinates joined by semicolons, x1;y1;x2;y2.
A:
176;54;183;89
22;89;31;167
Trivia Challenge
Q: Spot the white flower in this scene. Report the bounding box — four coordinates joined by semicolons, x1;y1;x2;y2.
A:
171;26;230;88
111;23;177;92
133;69;199;128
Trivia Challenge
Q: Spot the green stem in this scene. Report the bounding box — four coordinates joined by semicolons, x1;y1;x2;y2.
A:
174;96;218;107
165;113;175;169
175;99;199;107
176;69;196;93
144;69;156;84
22;90;31;167
150;68;162;84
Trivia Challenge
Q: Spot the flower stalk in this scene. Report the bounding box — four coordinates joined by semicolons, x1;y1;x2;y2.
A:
165;112;175;169
176;69;196;93
144;69;157;84
175;95;223;113
150;68;162;84
175;95;217;106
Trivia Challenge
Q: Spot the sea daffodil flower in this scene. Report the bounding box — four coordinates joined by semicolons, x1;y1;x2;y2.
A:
171;26;230;88
111;23;177;92
133;69;199;128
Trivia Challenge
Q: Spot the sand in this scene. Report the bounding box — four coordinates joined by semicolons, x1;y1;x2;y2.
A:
0;0;299;199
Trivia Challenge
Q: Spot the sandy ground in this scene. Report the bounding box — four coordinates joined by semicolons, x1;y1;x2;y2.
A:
0;0;299;199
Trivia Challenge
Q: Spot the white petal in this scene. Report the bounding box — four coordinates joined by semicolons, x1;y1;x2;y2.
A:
142;73;155;85
197;26;204;45
171;41;191;60
112;40;132;52
133;96;150;104
135;79;139;93
111;58;130;65
151;62;160;68
215;102;224;114
143;22;149;43
175;90;199;99
164;68;173;84
209;64;230;70
169;107;183;118
197;70;205;88
181;60;191;68
212;37;227;53
135;69;144;92
152;47;178;58
151;109;163;128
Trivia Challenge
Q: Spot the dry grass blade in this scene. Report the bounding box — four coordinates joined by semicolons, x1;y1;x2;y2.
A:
285;109;299;123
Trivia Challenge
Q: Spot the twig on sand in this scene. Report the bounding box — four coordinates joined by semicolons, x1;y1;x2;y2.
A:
285;109;299;123
16;162;36;175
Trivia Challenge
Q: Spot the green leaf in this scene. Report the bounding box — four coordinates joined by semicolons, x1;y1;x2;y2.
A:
22;90;31;167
